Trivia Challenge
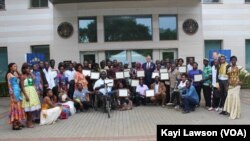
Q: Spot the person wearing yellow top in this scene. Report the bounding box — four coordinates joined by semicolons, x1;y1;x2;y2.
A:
223;56;249;119
218;56;230;115
40;89;62;125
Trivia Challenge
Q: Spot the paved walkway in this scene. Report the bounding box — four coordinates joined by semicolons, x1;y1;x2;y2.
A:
0;90;249;141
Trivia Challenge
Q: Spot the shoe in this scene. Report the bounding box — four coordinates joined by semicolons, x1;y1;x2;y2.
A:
182;110;190;114
208;107;214;111
174;105;180;110
219;111;228;115
191;108;195;111
215;108;219;112
166;103;174;106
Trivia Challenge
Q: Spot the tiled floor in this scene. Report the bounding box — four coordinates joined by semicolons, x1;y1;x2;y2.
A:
0;89;249;141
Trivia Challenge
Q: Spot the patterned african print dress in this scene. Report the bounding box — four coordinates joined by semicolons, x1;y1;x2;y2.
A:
22;77;41;112
224;66;250;119
8;75;25;123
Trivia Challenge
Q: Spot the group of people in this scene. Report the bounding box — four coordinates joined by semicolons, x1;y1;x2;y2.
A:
6;54;249;130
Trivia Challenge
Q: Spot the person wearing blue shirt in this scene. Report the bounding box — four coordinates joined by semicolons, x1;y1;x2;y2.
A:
188;62;203;106
181;80;199;113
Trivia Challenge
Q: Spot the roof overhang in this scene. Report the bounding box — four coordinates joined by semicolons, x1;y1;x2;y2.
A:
49;0;149;4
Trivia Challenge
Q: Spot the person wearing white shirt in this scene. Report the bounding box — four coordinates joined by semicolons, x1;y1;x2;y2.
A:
167;73;188;110
135;78;149;106
94;71;113;110
65;63;76;99
208;59;221;111
43;62;56;89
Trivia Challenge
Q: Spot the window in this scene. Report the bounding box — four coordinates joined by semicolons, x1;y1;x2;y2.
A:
204;40;222;59
203;0;220;3
105;50;127;63
246;40;250;71
131;49;152;63
0;47;8;82
104;15;152;42
31;45;50;61
78;17;97;43
0;0;5;9
159;15;177;40
246;0;250;3
30;0;48;8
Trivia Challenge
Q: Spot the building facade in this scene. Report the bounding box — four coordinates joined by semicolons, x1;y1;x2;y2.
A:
0;0;250;82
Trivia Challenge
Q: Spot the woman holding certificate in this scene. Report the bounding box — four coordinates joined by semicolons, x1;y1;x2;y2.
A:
74;63;88;89
116;82;133;111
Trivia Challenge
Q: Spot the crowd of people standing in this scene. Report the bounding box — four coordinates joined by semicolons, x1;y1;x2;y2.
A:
6;54;249;130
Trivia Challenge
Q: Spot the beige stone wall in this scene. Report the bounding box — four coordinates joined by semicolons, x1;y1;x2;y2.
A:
1;0;203;68
202;0;250;67
0;0;53;68
53;0;203;66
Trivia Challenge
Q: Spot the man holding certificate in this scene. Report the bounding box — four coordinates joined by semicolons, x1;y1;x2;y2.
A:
150;76;166;107
135;78;149;106
93;71;115;111
188;62;203;106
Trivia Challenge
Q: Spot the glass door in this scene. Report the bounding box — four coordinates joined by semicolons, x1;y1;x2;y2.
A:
80;52;98;64
160;49;178;63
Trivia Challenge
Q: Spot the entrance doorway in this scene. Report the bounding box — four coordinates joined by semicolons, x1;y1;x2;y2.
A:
80;52;98;64
159;49;178;62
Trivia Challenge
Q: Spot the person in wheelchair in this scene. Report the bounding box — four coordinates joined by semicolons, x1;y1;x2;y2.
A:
93;71;117;112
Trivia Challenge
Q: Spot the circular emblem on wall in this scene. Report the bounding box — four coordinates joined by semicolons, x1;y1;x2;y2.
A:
183;19;199;35
57;22;73;38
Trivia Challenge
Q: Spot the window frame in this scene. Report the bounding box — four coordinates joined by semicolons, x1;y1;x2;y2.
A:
0;0;5;10
0;47;8;82
104;15;153;42
158;14;178;41
30;0;49;9
78;16;98;43
246;39;250;71
31;45;50;62
202;0;222;4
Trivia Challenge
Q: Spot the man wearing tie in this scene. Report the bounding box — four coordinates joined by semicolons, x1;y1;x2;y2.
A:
142;55;155;88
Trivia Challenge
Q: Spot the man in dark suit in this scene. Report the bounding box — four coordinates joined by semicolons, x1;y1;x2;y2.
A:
142;55;155;88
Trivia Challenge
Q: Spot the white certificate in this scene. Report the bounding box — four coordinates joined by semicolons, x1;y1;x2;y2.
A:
119;89;128;97
82;70;91;76
160;73;169;80
116;72;124;79
152;72;159;79
131;79;139;87
90;72;100;80
136;70;145;77
100;69;107;73
104;79;114;87
160;69;168;73
51;70;57;78
146;90;155;97
194;74;202;82
124;71;130;78
178;66;187;73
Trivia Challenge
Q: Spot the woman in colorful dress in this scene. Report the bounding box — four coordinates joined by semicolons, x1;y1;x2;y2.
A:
40;89;62;125
74;63;88;89
223;56;249;119
6;63;25;130
32;64;43;123
20;63;41;128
